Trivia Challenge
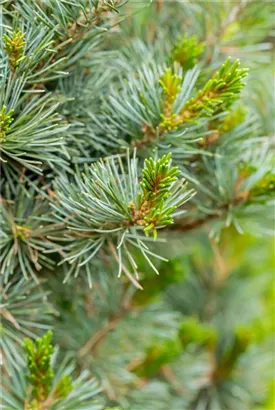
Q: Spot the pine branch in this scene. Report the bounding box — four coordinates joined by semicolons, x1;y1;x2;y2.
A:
160;58;248;133
23;331;56;404
1;1;273;408
50;151;194;283
2;331;103;410
126;58;248;149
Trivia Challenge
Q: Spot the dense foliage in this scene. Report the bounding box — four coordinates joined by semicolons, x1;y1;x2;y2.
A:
0;1;274;409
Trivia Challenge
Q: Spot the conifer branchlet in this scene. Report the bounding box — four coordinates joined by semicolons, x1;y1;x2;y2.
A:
0;106;14;143
171;35;204;69
133;153;182;238
160;58;248;132
23;331;55;403
52;151;194;282
3;30;26;71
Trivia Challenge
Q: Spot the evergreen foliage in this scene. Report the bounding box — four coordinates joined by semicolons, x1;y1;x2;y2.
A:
171;34;205;70
0;1;274;409
2;331;103;410
3;29;26;72
0;277;52;371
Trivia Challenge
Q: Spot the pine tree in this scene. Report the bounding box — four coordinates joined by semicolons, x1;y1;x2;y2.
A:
0;1;274;410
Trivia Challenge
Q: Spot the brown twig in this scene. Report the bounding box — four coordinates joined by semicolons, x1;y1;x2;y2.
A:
168;192;249;234
161;365;186;395
79;289;133;357
156;0;164;13
168;212;219;233
79;316;122;358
